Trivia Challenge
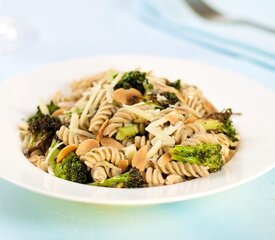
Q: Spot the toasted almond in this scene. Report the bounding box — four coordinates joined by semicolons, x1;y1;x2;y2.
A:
132;146;148;172
118;159;129;173
76;139;100;156
96;119;109;142
56;144;78;163
203;100;217;114
100;137;123;149
112;88;142;105
157;152;171;168
165;112;179;125
184;116;197;124
52;109;65;117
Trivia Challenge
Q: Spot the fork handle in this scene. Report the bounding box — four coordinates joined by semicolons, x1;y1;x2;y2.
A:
237;19;275;34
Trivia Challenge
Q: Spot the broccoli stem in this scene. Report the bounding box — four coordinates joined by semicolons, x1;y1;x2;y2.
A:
115;124;139;141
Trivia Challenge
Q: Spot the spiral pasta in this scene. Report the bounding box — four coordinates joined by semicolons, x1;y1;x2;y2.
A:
174;121;206;144
56;126;81;145
122;135;151;149
145;167;165;187
89;99;118;134
28;150;48;172
157;160;209;178
80;146;126;168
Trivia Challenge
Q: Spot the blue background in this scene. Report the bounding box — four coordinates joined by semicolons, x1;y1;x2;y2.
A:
0;1;275;239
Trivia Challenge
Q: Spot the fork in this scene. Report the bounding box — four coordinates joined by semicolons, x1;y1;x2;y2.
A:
185;0;275;34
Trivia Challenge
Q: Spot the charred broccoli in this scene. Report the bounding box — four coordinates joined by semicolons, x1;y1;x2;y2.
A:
92;168;143;188
143;92;179;109
114;71;151;94
47;101;59;114
24;103;61;156
53;153;89;184
199;109;238;142
170;143;223;172
167;79;181;90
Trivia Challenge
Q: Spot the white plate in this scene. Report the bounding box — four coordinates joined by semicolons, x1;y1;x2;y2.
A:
1;55;275;205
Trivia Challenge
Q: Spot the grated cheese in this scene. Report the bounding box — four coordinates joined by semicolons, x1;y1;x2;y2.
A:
70;128;95;139
39;99;49;115
106;72;123;103
147;139;162;159
79;84;101;126
69;112;79;130
123;104;154;121
146;125;175;146
151;122;182;146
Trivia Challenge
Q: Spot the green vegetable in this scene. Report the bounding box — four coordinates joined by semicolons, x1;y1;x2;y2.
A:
115;124;139;140
162;92;179;105
28;114;61;135
47;138;63;168
114;71;150;94
200;109;239;142
167;79;181;90
64;107;83;116
92;168;143;188
47;101;59;115
170;143;223;172
142;92;179;109
53;153;89;184
23;105;61;157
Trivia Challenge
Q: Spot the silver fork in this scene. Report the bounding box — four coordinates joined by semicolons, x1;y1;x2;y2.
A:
185;0;275;34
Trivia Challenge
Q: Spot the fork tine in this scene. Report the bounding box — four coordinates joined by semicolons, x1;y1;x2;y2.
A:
185;0;223;20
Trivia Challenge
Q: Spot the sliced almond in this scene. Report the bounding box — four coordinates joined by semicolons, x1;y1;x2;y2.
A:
52;109;65;117
56;144;78;163
76;139;100;156
112;88;142;105
165;111;179;125
157;152;171;168
118;159;129;173
203;100;217;114
184;116;197;124
96;119;109;142
132;145;148;172
100;137;123;149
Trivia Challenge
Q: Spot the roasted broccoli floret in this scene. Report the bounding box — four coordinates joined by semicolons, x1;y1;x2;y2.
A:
200;109;238;142
28;114;61;135
114;71;151;94
170;144;223;172
143;92;179;109
115;124;139;140
92;168;143;188
167;79;181;90
162;92;179;105
23;104;61;156
53;153;89;184
47;101;59;115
